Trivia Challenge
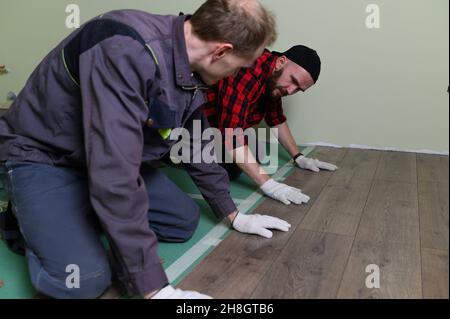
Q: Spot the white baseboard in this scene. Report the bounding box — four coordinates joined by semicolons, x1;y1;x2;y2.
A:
306;141;449;156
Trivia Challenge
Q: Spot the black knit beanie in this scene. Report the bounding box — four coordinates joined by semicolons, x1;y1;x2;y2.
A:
272;45;321;83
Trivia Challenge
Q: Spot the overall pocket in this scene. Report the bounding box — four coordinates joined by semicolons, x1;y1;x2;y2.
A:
145;97;180;141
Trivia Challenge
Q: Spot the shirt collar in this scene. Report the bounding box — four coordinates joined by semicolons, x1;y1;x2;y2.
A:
266;50;279;78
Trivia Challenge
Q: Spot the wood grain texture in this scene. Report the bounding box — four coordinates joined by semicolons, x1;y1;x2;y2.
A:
298;149;379;237
375;151;417;183
421;248;449;299
328;149;381;186
419;181;449;251
298;179;372;236
337;241;422;299
251;230;353;299
337;179;422;298
417;154;449;185
176;149;448;300
354;180;420;246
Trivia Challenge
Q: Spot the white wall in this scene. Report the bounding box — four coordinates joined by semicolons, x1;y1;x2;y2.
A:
262;0;449;153
0;0;448;152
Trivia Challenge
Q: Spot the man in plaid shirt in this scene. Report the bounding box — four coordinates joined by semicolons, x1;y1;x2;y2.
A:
203;45;339;205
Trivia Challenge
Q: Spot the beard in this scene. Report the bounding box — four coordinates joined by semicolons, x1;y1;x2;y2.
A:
267;68;286;99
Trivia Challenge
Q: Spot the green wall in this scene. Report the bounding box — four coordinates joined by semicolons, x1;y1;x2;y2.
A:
0;0;448;152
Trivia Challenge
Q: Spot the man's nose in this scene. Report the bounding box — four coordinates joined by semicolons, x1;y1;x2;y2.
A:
287;86;297;95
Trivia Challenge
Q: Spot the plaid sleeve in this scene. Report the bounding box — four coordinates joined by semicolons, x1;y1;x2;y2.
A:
264;97;287;127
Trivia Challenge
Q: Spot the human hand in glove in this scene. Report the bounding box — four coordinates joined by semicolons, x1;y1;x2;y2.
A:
260;178;310;205
295;155;338;173
232;211;291;239
151;285;212;299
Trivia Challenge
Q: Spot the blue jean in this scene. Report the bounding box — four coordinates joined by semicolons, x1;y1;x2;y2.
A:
0;161;200;299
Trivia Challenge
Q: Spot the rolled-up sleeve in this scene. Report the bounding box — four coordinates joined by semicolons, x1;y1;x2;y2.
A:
79;36;167;296
264;97;287;127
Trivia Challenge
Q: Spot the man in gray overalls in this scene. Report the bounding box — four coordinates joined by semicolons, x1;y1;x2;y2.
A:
0;1;291;299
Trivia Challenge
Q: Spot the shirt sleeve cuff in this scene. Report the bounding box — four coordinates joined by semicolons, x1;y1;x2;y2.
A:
268;117;287;127
207;196;238;219
120;262;168;297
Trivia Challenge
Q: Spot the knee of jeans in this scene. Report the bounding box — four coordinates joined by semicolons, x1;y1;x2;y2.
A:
27;250;112;299
62;267;111;299
159;200;200;243
186;201;200;233
149;191;201;243
176;199;200;241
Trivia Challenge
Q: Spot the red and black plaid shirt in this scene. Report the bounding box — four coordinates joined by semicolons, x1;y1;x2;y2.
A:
202;50;287;142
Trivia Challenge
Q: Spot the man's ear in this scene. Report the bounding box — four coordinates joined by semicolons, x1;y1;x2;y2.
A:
212;43;234;61
274;55;287;71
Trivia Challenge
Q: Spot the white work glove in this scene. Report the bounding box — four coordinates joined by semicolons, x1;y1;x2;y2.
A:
295;155;338;172
151;285;212;299
232;212;291;239
260;178;310;205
